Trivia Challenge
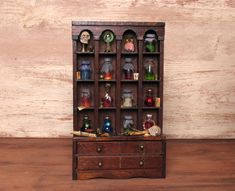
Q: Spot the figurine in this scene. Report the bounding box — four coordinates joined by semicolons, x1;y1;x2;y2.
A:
102;31;115;52
124;38;135;52
100;58;113;80
80;30;91;52
101;83;112;107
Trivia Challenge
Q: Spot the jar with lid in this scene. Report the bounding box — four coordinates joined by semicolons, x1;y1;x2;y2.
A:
144;34;157;52
123;58;134;80
123;115;134;130
144;59;155;80
100;58;113;80
80;89;91;107
79;60;92;80
80;115;92;132
144;88;155;107
102;116;113;134
122;89;133;107
143;114;155;130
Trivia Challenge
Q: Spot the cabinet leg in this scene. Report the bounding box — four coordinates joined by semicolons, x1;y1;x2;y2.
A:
72;139;78;180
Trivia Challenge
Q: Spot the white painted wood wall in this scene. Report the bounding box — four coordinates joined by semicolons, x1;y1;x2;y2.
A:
0;0;234;138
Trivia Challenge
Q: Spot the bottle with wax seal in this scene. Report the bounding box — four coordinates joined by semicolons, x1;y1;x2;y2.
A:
144;88;155;107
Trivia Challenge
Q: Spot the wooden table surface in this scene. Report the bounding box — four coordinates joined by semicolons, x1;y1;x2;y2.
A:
0;138;234;191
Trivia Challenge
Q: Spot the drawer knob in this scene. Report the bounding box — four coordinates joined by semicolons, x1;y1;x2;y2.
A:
97;147;102;153
139;160;144;166
98;162;103;167
139;145;144;150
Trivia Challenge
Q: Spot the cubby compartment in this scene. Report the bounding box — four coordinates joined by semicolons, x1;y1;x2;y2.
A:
99;30;116;53
98;110;116;135
99;55;116;80
121;55;138;80
98;83;116;108
77;83;95;108
77;110;95;132
143;30;159;53
121;30;138;53
77;30;94;53
120;110;138;132
121;83;138;108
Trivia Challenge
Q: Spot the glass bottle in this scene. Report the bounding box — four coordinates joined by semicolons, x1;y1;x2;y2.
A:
123;115;134;130
81;89;91;107
100;58;113;80
123;58;134;80
143;114;155;130
122;89;133;107
144;59;155;80
80;115;92;132
102;116;113;134
144;34;157;52
144;88;155;107
101;83;112;107
79;60;92;80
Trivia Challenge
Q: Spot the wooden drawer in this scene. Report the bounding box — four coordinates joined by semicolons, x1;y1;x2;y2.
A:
120;141;162;154
78;156;119;170
121;156;163;169
77;142;120;155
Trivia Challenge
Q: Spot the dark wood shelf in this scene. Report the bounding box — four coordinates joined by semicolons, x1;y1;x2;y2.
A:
120;107;138;110
98;107;116;110
75;51;94;55
143;52;160;55
121;52;138;55
98;80;116;83
142;107;160;110
120;80;138;83
99;52;116;55
76;80;94;82
142;80;160;83
77;107;95;111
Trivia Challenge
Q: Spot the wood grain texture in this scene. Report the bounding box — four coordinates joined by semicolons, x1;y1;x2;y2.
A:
0;0;234;138
0;138;235;190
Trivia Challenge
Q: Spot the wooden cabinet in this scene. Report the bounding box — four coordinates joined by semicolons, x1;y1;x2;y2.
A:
72;21;166;180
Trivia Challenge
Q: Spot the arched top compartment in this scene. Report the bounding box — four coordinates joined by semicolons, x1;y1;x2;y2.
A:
122;30;138;53
143;29;159;52
77;30;94;53
99;30;116;53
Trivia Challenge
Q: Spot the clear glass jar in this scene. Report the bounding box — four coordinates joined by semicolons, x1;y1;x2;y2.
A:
80;89;91;107
144;34;157;52
144;59;155;80
123;58;134;80
102;116;113;134
122;89;133;107
80;115;92;132
100;58;113;80
144;88;155;107
123;115;134;130
143;114;155;130
80;60;92;80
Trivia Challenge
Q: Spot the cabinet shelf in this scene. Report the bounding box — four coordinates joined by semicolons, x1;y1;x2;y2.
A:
142;52;160;55
98;107;116;110
120;107;138;110
77;107;95;111
142;80;160;83
142;107;160;110
120;80;138;83
99;52;116;55
75;51;94;55
76;80;94;83
121;52;138;55
98;80;116;83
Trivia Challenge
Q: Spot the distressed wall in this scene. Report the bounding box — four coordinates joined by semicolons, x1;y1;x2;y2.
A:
0;0;234;138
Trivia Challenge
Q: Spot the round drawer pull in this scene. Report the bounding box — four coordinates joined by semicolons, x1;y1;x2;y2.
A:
139;145;144;150
97;147;102;153
98;162;103;167
139;160;144;166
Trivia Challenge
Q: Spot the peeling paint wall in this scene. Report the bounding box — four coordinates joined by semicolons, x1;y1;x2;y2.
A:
0;0;234;138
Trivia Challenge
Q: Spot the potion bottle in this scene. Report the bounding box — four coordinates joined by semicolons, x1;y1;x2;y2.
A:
80;60;92;80
80;115;92;132
144;88;155;107
80;89;91;107
143;114;155;130
101;83;112;107
102;116;113;134
144;59;155;80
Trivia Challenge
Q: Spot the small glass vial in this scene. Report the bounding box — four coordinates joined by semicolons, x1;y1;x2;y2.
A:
102;116;113;134
123;58;134;80
143;114;155;130
81;89;91;107
100;58;113;80
123;115;134;130
122;89;133;107
144;59;155;80
101;83;112;107
144;88;155;107
80;115;92;132
80;60;92;80
144;34;157;52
